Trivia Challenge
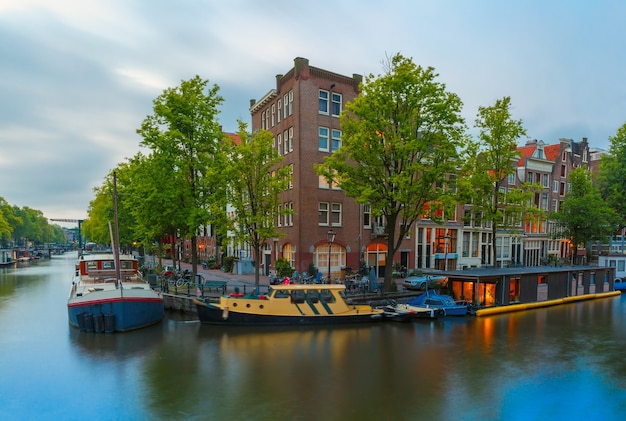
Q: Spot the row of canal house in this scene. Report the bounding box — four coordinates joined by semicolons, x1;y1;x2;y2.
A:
180;57;617;306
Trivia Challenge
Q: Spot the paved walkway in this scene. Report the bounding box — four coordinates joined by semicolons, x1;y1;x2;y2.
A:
155;257;268;294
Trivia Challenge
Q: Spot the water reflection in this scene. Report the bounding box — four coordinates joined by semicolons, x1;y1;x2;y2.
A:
3;256;626;420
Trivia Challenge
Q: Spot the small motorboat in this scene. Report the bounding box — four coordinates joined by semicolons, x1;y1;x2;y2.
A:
406;289;469;317
379;300;444;322
614;278;626;292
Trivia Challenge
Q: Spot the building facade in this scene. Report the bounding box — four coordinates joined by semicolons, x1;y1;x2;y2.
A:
216;57;601;280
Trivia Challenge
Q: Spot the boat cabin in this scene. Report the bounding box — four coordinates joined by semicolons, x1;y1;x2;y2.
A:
426;265;616;308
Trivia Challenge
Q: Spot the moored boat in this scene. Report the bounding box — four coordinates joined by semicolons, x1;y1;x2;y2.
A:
406;289;469;317
193;284;384;326
379;301;444;322
67;252;164;332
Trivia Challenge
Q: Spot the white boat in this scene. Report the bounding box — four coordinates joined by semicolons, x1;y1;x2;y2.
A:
67;252;164;332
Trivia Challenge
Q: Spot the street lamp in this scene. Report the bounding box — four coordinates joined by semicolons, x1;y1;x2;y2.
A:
327;229;336;284
443;234;451;271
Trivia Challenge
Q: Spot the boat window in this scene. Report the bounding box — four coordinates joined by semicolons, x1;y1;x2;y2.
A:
102;261;115;270
425;299;444;306
274;290;291;299
86;261;97;271
121;261;133;270
320;290;335;303
292;290;306;304
306;290;320;303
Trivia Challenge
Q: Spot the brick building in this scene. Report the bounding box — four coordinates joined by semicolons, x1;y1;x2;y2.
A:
249;57;410;279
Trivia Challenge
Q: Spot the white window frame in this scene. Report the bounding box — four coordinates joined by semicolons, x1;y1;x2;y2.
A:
288;90;293;116
318;127;329;152
363;204;371;228
319;89;329;115
319;202;329;226
277;99;282;123
331;202;342;226
283;94;288;119
331;92;342;117
283;130;289;155
331;129;341;152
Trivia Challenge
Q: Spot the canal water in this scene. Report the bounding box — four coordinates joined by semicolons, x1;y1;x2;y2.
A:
2;252;626;420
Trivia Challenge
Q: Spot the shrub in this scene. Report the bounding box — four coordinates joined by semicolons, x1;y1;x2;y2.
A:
275;257;294;278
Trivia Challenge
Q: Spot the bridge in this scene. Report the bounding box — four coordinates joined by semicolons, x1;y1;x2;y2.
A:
50;218;84;249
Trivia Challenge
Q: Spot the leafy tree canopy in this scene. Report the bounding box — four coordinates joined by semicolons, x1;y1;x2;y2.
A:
317;53;466;290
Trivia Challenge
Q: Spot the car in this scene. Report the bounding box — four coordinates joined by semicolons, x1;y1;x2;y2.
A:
402;275;448;291
614;278;626;291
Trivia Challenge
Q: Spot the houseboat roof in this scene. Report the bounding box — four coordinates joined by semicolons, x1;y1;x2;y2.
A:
425;265;612;282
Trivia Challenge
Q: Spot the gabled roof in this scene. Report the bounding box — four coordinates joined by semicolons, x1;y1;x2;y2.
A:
224;132;241;145
516;142;560;166
516;145;535;166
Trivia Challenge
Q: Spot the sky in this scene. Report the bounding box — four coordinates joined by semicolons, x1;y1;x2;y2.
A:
1;0;625;227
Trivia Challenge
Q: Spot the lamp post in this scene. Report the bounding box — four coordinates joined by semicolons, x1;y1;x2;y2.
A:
327;229;336;284
443;234;451;271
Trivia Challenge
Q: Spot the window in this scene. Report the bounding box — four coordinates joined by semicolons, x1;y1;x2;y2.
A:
288;202;294;226
283;130;289;154
551;199;558;212
331;203;342;226
283;202;289;226
507;173;515;185
288;164;294;189
542;174;549;188
277;134;282;155
265;108;269;129
527;172;534;183
331;129;341;152
318;202;329;225
553;180;559;192
541;193;548;210
288;127;293;152
271;104;275;127
261;111;265;130
318;127;329;151
319;89;329;114
277;204;282;226
363;204;371;228
331;93;342;116
318;170;340;190
561;164;566;177
288;90;293;116
277;99;281;123
283;94;288;119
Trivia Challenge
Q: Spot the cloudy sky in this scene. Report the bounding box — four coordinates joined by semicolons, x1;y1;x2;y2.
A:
1;1;625;227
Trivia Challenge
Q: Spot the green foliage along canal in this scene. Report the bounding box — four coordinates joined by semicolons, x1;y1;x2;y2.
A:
2;253;626;420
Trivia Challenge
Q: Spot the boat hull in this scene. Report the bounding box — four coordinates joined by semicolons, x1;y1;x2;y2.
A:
68;292;164;333
195;300;383;326
407;291;469;317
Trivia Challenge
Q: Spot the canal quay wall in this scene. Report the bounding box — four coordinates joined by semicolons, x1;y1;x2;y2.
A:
154;259;623;316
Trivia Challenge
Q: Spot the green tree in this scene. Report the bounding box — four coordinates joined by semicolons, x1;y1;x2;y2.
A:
598;122;626;227
137;75;224;279
224;122;291;292
317;54;466;291
82;166;138;250
551;167;618;264
0;197;15;245
459;97;530;267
